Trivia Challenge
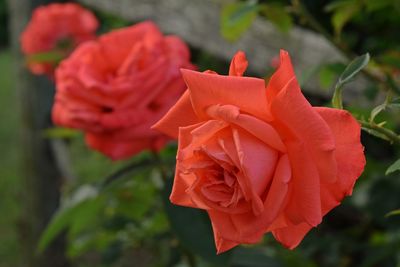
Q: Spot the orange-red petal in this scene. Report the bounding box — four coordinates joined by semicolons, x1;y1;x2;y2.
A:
315;107;365;213
229;50;248;77
181;69;270;121
270;66;337;184
272;222;311;249
152;90;200;138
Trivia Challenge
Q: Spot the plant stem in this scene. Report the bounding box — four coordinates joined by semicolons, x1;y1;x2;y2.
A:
359;120;400;145
101;158;158;188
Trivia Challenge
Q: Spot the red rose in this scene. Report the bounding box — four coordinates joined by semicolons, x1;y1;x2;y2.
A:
52;22;195;160
20;3;98;76
153;50;365;253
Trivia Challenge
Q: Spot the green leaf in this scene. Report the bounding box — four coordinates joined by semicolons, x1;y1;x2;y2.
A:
113;178;156;220
361;127;390;142
339;53;370;84
260;4;293;33
27;51;64;64
370;104;386;122
37;185;99;252
385;158;400;175
365;0;392;12
162;179;231;265
369;93;395;122
221;0;259;41
332;53;370;109
326;0;361;36
42;127;80;139
385;209;400;217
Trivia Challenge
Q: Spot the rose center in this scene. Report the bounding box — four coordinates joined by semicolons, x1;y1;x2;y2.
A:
200;164;242;208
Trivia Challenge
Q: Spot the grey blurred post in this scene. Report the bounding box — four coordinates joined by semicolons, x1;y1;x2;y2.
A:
7;0;69;266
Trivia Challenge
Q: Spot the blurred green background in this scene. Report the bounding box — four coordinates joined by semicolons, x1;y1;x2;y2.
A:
1;0;400;267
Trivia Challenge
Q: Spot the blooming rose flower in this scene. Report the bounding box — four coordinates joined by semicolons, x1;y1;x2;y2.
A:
53;21;195;160
20;3;98;76
153;50;365;253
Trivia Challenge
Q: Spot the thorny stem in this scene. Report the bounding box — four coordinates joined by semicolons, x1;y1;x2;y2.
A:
359;119;400;145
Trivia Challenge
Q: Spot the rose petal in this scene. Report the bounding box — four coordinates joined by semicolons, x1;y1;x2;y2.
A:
228;154;291;239
284;141;322;227
270;68;337;183
232;127;279;197
206;105;286;152
272;108;365;250
170;123;209;209
315;107;365;212
272;222;311;249
208;210;263;244
152;90;200;138
229;50;248;77
213;225;239;254
181;69;270;120
266;50;296;103
178;120;228;160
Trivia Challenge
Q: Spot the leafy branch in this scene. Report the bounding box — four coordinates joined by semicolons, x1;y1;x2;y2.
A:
359;119;400;145
291;0;398;94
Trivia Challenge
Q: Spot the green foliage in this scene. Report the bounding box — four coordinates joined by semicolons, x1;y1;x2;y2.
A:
43;127;81;139
27;51;65;64
385;158;400;175
38;185;101;252
0;50;20;266
338;53;370;84
325;0;362;37
260;3;293;33
332;53;370;108
385;209;400;217
221;0;259;41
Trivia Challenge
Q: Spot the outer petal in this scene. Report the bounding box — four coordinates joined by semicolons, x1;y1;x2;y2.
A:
315;107;365;212
229;51;248;77
284;141;322;227
208;210;263;244
266;50;296;103
272;222;311;249
270;68;337;183
213;226;239;254
152;90;200;138
273;108;365;250
170;123;205;208
181;69;270;121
